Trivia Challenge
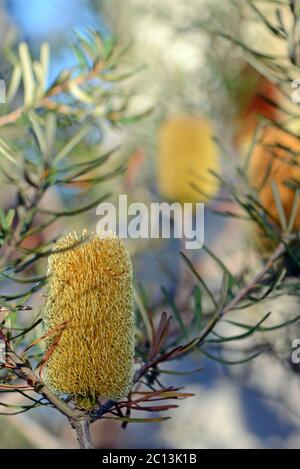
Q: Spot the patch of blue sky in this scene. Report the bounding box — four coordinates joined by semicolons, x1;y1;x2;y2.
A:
6;0;110;82
7;0;108;40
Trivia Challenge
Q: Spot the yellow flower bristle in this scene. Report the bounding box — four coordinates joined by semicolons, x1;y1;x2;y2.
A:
157;115;220;203
43;230;135;403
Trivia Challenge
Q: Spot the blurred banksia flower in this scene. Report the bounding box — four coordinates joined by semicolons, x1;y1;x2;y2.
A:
249;126;300;250
157;115;220;203
234;67;280;147
43;230;135;406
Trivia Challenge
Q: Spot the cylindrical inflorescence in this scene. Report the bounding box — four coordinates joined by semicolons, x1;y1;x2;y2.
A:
43;230;135;402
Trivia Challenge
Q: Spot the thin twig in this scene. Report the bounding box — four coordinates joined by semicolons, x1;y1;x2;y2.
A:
193;242;286;345
4;343;93;448
0;62;104;128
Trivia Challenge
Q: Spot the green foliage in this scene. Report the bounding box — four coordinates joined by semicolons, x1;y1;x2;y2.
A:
1;3;300;449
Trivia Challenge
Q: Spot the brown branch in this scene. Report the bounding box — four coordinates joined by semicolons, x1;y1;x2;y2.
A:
0;61;104;127
185;242;286;348
135;242;287;372
221;242;286;317
70;414;93;449
4;344;93;448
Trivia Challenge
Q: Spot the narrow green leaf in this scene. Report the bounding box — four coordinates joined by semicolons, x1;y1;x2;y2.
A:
0;138;18;166
69;82;93;103
0;208;8;231
7;64;22;103
40;42;50;92
193;285;202;331
105;416;171;424
271;180;287;230
59;147;118;175
28;111;46;155
134;287;153;343
247;1;285;38
5;209;15;229
243;121;265;173
161;286;188;339
103;35;117;61
72;43;90;71
207;312;271;344
201;348;263;365
38;192;111;217
115;107;153;125
10;318;43;341
45;113;57;160
203;245;237;291
19;42;35;106
54;124;91;163
102;65;145;83
225;313;300;333
180;252;217;308
158;367;204;376
57;164;125;186
287;189;300;232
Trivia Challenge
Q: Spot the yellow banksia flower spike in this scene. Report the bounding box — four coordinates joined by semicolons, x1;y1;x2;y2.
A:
157;115;220;203
43;230;135;406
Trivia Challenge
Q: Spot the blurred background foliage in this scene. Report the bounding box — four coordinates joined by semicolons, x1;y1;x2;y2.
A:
1;0;300;449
